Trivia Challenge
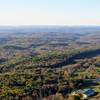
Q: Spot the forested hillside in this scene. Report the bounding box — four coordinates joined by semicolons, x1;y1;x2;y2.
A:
0;27;99;100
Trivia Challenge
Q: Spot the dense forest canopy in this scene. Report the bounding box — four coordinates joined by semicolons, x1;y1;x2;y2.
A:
0;26;99;100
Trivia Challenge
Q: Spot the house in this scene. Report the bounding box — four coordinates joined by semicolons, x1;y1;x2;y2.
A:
71;89;96;100
83;89;96;97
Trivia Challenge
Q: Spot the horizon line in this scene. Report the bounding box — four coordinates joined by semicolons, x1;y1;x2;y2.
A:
0;25;100;27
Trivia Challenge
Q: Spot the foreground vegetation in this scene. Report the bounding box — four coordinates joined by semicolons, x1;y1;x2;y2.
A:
0;47;99;100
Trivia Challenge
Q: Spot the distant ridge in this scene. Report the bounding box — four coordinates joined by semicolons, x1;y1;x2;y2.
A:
0;26;100;37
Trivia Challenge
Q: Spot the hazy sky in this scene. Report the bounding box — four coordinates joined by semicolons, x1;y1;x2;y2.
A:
0;0;100;26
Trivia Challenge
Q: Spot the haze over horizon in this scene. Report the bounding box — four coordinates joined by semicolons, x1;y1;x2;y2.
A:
0;0;100;26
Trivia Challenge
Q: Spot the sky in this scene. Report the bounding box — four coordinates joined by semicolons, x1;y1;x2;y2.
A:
0;0;100;26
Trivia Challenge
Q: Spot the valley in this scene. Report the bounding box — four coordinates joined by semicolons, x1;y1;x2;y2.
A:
0;26;99;100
